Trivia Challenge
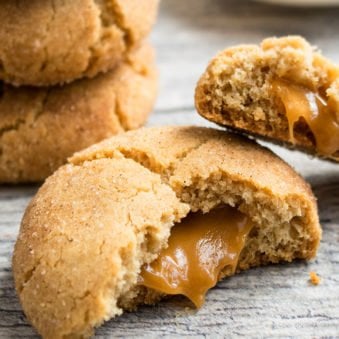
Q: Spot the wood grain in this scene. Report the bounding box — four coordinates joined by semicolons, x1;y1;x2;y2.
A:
1;0;339;337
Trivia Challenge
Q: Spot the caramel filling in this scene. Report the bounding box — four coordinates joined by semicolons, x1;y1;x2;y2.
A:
272;78;339;156
139;206;253;308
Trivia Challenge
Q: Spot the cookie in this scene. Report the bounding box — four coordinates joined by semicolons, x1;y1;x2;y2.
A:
0;0;159;86
0;43;157;183
13;126;321;338
195;36;339;161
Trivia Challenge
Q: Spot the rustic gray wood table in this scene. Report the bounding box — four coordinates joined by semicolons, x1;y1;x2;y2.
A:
1;0;339;337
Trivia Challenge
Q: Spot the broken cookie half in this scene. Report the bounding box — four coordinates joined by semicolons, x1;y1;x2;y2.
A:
12;126;321;338
195;36;339;161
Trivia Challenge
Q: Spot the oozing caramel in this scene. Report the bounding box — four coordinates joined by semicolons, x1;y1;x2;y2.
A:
272;78;339;156
139;206;253;308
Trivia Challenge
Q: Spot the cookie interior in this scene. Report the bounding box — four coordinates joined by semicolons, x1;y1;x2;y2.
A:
195;36;339;161
121;159;320;309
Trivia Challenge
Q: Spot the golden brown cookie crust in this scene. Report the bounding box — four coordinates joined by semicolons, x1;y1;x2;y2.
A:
0;43;158;183
195;36;339;161
13;126;321;338
0;0;159;86
13;157;189;338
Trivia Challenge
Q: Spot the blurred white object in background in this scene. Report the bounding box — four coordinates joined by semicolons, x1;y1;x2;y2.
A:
255;0;339;6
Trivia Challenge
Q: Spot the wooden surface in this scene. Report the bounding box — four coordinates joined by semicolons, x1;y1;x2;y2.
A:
1;0;339;337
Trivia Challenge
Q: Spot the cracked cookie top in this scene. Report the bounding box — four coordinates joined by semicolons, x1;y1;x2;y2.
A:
0;43;157;183
0;0;159;86
13;126;321;338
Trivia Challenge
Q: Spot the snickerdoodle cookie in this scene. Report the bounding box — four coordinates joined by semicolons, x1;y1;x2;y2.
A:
0;0;159;86
195;36;339;161
0;43;157;183
13;126;321;338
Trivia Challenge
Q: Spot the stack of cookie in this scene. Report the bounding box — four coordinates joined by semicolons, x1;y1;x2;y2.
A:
0;0;159;183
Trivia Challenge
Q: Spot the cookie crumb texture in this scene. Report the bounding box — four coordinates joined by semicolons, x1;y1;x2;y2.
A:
0;0;159;86
195;36;339;161
309;271;321;285
13;126;321;338
0;43;157;183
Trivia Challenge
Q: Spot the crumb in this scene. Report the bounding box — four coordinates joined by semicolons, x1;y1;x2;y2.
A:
309;271;321;285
